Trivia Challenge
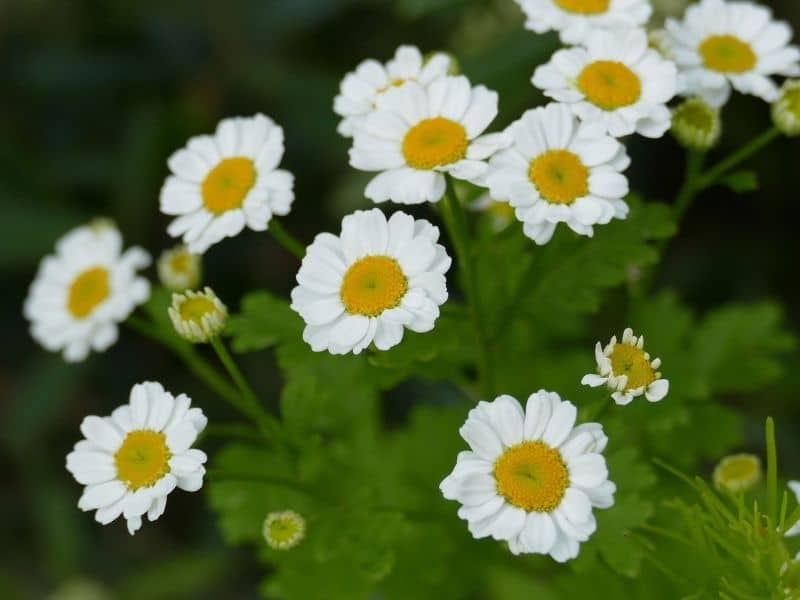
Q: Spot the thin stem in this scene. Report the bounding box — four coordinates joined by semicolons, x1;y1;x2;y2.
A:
695;127;781;191
766;416;778;525
673;149;706;220
440;176;495;398
209;336;272;426
268;220;305;259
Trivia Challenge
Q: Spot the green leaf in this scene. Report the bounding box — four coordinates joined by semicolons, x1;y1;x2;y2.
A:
719;170;759;193
226;290;303;353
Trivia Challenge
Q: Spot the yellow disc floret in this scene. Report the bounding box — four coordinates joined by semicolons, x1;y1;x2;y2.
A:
700;35;757;74
201;157;257;215
713;453;761;493
578;60;642;111
494;441;569;512
529;150;590;205
340;256;408;317
114;430;171;490
67;266;110;318
609;343;656;391
263;510;306;550
402;117;468;170
554;0;610;14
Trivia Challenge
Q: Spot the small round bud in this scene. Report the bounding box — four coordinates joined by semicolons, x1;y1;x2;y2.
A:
470;193;515;232
158;245;202;292
713;453;761;493
168;287;227;343
263;510;306;550
772;79;800;137
671;98;721;150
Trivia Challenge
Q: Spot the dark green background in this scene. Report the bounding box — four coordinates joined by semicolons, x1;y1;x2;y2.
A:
2;0;799;597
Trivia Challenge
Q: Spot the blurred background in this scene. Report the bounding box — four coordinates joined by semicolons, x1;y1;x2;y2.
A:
2;0;799;598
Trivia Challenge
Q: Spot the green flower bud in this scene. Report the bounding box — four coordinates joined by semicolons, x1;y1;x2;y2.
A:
671;97;722;150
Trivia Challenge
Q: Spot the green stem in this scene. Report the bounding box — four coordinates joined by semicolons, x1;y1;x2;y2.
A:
695;127;780;191
673;149;705;220
126;315;240;407
268;220;305;259
440;176;495;398
492;249;542;342
766;416;778;525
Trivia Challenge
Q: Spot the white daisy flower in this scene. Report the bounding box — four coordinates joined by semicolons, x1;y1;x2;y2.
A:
66;381;208;535
263;510;306;550
532;28;678;138
786;481;800;537
485;103;630;245
334;45;453;137
349;75;509;205
582;328;669;405
290;208;451;355
160;113;295;254
23;220;151;363
440;391;615;562
664;0;800;107
168;287;228;343
157;245;201;292
513;0;652;45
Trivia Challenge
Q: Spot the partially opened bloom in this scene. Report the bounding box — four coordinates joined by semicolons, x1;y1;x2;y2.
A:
263;510;306;550
440;391;615;562
671;97;722;149
349;75;508;204
66;381;207;535
157;245;202;291
772;79;800;137
160;114;295;253
513;0;651;45
291;208;451;355
24;220;150;362
582;328;669;405
485;103;630;245
664;0;800;107
168;287;228;343
334;45;453;137
713;453;761;492
533;28;678;138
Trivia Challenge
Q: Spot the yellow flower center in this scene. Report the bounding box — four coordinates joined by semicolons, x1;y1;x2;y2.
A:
529;150;589;205
114;430;171;490
340;256;408;317
578;60;642;111
486;200;516;221
67;266;110;318
170;250;192;274
554;0;610;14
700;35;757;73
716;455;759;482
609;343;655;391
402;117;468;170
178;296;218;324
268;517;301;543
201;157;256;215
494;441;569;512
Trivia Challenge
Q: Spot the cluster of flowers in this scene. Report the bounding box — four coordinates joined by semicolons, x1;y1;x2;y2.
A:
19;0;800;563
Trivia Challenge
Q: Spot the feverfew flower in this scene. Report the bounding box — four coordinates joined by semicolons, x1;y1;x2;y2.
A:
513;0;651;45
485;103;630;245
772;80;800;137
157;245;202;291
713;453;761;492
582;328;669;405
263;510;306;550
440;391;615;562
291;208;451;355
349;75;509;205
664;0;800;107
24;221;150;363
334;45;452;137
671;97;722;149
533;28;678;138
168;287;228;343
160;114;295;254
66;381;207;535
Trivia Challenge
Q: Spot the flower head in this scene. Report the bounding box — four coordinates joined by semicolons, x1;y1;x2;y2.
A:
24;220;151;362
513;0;651;45
263;510;306;550
160;114;295;254
168;287;228;343
440;391;615;562
157;245;202;291
334;45;452;137
713;453;761;492
291;208;451;355
582;328;669;405
66;381;207;535
485;103;630;245
532;29;677;138
671;97;722;149
664;0;800;107
772;80;800;137
349;75;509;205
